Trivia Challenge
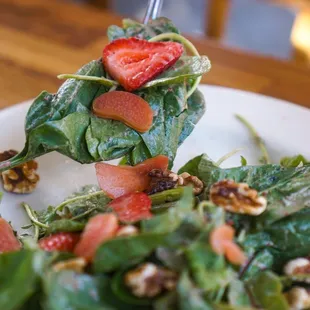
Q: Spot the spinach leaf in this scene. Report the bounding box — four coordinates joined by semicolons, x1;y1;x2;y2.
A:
228;279;251;307
185;242;234;293
280;154;309;167
0;250;46;310
1;18;207;171
108;17;180;42
247;271;289;310
244;208;310;267
179;154;310;224
93;233;168;273
43;271;113;310
177;271;213;310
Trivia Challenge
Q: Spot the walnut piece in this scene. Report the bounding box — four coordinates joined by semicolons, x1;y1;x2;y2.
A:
284;258;310;276
285;287;310;310
146;169;204;196
124;263;178;298
210;179;267;216
116;225;139;237
53;257;87;273
146;169;177;195
0;150;40;194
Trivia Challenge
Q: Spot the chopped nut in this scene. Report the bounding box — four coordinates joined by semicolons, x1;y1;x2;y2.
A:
116;225;139;237
0;150;40;194
146;169;177;195
52;257;87;273
210;179;267;216
124;263;178;298
178;172;204;195
284;258;310;276
285;287;310;310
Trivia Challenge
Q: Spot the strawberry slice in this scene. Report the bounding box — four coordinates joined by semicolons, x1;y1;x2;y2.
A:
74;213;119;262
109;192;152;223
38;232;80;252
0;218;21;253
103;38;183;91
95;155;169;199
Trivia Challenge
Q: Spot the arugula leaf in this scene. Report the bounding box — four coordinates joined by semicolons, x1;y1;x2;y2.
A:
247;271;289;310
47;219;85;234
240;156;247;166
280;154;309;167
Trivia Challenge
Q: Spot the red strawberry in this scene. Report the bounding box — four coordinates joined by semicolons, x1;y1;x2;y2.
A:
38;232;80;252
74;213;119;262
103;38;183;91
0;218;21;253
109;192;152;223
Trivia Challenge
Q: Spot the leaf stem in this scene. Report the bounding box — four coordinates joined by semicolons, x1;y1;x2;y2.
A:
54;191;107;212
236;114;271;164
149;33;206;99
57;74;118;87
150;187;184;205
70;206;98;221
22;203;49;229
215;148;244;167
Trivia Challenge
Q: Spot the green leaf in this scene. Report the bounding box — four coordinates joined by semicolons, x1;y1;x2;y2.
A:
141;186;194;233
0;250;46;310
93;233;168;273
43;271;114;309
177;271;213;310
240;156;247;166
248;271;289;310
185;242;234;292
143;56;211;88
179;154;310;225
244;208;310;267
47;219;85;234
280;154;309;167
228;279;251;307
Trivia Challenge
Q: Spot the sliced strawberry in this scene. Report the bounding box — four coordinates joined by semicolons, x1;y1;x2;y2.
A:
103;38;183;91
109;192;152;223
38;232;80;252
95;155;169;199
0;218;21;253
93;91;153;133
74;213;119;262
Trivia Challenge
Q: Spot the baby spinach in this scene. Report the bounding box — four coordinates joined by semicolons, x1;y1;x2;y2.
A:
247;271;289;310
179;154;310;225
0;18;207;172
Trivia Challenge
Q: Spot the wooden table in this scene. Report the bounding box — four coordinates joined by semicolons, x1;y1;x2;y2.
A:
1;0;310;109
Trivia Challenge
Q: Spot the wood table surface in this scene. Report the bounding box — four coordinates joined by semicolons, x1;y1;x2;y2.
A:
1;0;310;109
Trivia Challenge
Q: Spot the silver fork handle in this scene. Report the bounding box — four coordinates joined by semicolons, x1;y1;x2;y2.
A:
143;0;163;24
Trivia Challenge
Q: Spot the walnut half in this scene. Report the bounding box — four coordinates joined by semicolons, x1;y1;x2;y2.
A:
210;179;267;216
124;263;178;298
0;150;40;194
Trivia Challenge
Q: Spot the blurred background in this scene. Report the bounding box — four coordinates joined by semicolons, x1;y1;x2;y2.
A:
84;0;310;65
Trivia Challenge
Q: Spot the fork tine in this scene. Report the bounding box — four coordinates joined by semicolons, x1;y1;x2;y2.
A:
143;0;163;24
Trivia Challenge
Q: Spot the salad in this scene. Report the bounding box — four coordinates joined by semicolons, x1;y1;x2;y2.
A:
0;17;310;310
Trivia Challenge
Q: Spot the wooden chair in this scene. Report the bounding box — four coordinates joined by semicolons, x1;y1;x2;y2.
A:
205;0;310;64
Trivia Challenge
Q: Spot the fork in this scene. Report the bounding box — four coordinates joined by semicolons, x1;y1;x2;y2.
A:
143;0;164;24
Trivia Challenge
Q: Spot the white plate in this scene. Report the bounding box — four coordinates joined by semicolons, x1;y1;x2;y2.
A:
1;85;309;232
